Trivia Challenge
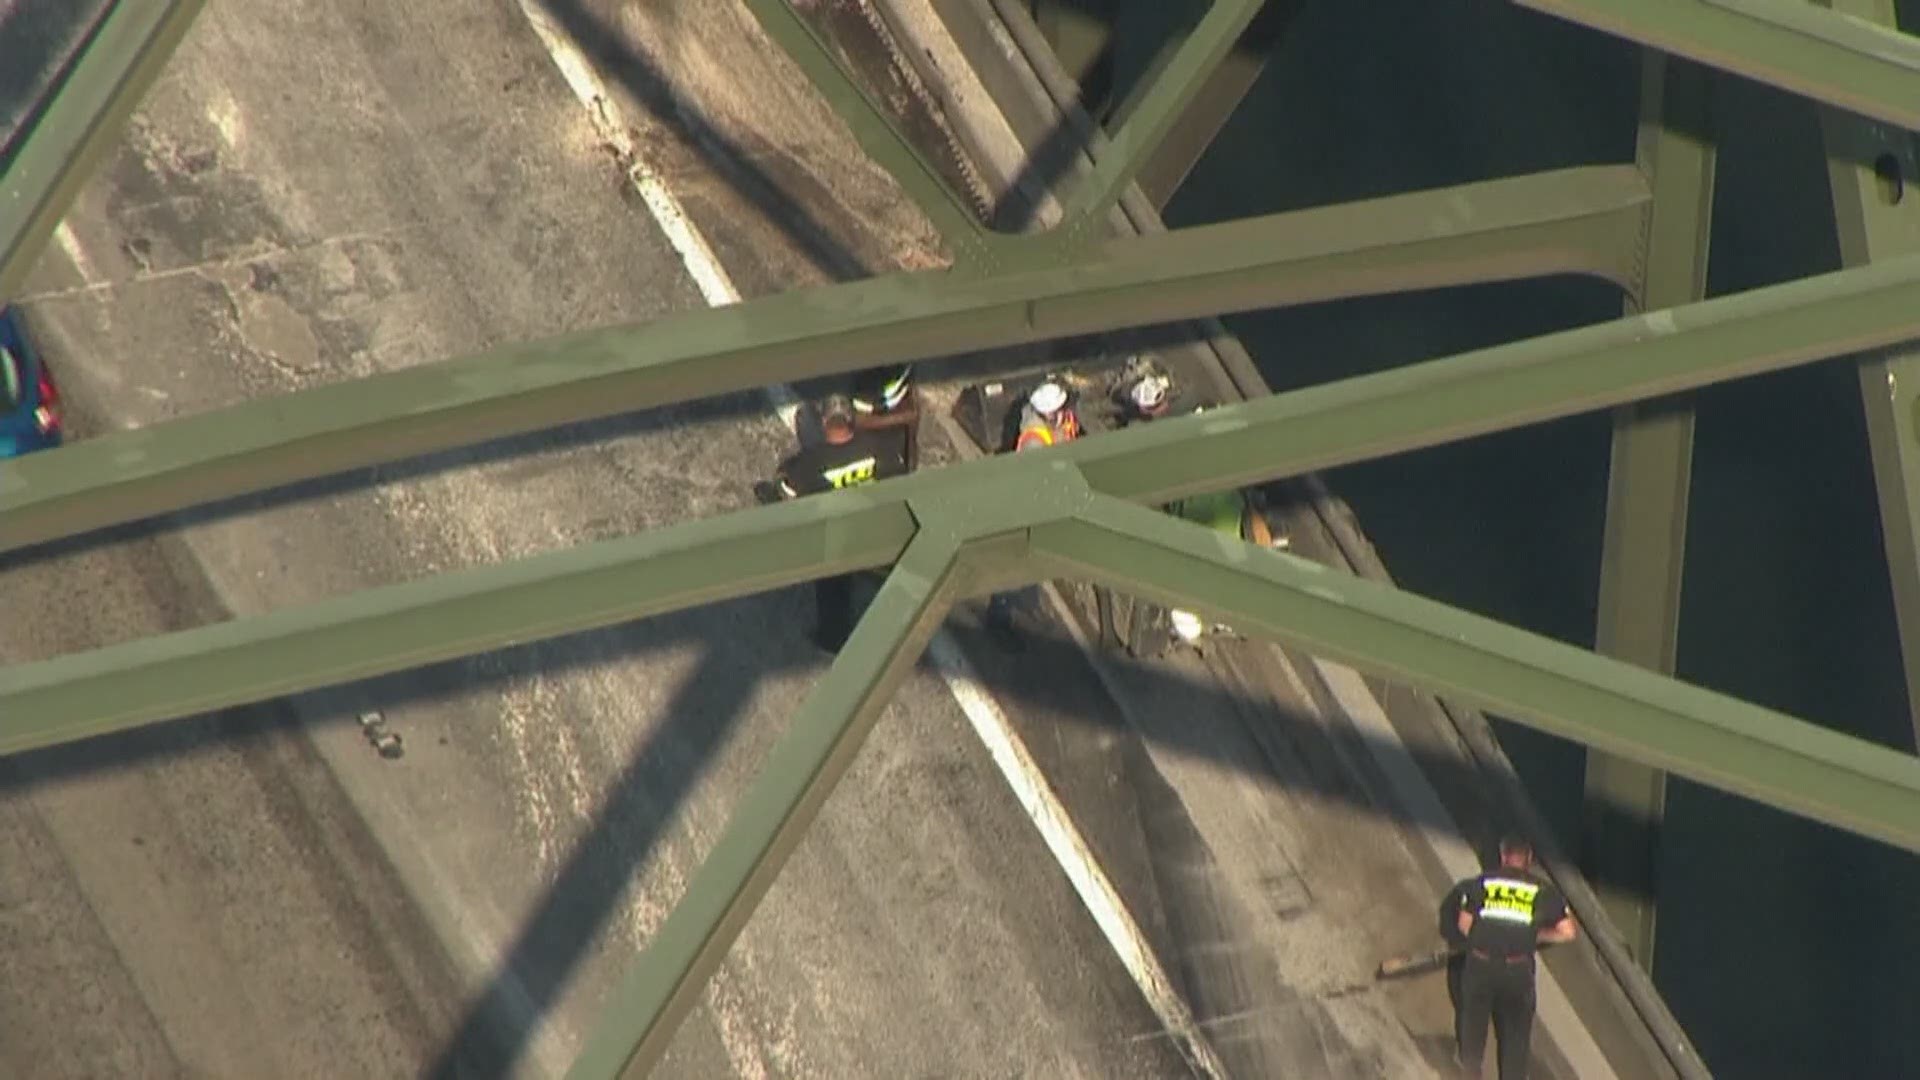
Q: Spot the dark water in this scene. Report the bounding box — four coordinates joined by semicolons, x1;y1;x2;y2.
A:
1131;1;1920;1075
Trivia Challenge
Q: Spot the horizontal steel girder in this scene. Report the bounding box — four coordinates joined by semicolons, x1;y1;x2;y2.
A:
0;164;1650;554
1512;0;1920;133
0;495;915;755
0;0;208;303
566;527;968;1080
15;241;1920;736
6;453;1920;860
1032;495;1920;856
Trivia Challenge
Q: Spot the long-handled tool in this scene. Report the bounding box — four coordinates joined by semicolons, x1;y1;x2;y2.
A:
1376;945;1459;981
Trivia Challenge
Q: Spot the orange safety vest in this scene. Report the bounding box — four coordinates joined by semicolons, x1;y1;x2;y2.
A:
1016;409;1080;450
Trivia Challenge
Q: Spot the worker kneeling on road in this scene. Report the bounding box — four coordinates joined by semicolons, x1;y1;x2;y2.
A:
1162;485;1274;645
761;394;910;653
986;379;1081;650
1113;380;1279;653
1446;834;1578;1080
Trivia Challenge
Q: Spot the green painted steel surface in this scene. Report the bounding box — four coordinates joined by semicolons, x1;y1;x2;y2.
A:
1133;0;1304;209
1584;52;1718;971
739;0;989;262
1057;0;1261;228
0;0;207;303
11;4;1920;1074
0;165;1650;555
1513;0;1920;132
1033;495;1920;856
563;527;967;1080
14;247;1920;749
1061;251;1920;505
1823;0;1920;752
0;495;916;754
1031;0;1113;92
11;311;1920;847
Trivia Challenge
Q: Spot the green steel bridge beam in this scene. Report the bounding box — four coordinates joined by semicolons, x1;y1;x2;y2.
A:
1032;0;1114;90
747;0;1268;264
1033;495;1920;856
0;0;208;303
1583;51;1717;971
1054;0;1263;231
557;478;1920;1080
0;493;915;755
1512;0;1920;133
1132;0;1306;210
12;242;1920;778
1823;0;1920;753
1020;0;1303;209
0;164;1651;555
565;524;970;1080
738;0;993;264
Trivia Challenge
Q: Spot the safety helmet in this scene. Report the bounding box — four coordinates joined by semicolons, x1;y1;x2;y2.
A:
1028;380;1068;417
878;365;912;410
819;393;856;432
853;363;913;412
1130;373;1170;412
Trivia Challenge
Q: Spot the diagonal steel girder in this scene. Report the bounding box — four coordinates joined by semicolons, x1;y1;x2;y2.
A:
1032;495;1920;855
0;0;208;303
1822;0;1920;752
0;492;916;756
1055;0;1264;230
565;524;970;1080
559;484;1920;1080
0;164;1651;554
13;250;1920;830
1511;0;1920;133
738;0;992;263
1134;0;1307;209
746;0;1264;263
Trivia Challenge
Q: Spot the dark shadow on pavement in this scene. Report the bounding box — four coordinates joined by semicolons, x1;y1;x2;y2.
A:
0;383;784;571
0;564;1634;1076
419;629;762;1079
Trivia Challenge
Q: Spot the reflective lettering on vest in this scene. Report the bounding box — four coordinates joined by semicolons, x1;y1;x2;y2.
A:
823;457;878;489
1478;877;1540;924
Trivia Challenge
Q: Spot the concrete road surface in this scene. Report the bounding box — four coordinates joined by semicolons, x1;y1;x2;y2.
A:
2;0;1187;1076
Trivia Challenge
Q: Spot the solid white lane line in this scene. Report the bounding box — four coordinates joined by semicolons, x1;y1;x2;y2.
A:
1312;660;1621;1080
512;1;804;430
517;7;1222;1075
53;223;100;287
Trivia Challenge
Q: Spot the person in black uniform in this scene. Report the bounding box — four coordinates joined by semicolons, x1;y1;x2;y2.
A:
1448;834;1579;1079
764;394;910;653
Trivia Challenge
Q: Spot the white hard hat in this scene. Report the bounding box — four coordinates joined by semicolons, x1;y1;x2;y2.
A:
1130;374;1169;411
1028;380;1068;416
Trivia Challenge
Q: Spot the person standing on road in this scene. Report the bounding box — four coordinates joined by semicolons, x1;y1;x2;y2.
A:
763;394;910;653
1448;834;1579;1080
